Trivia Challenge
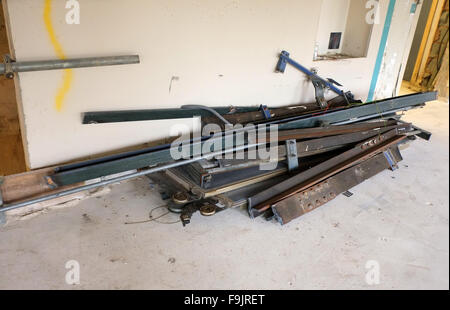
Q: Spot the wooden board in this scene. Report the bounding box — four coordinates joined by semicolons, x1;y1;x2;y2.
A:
0;167;55;203
0;165;89;205
0;2;27;175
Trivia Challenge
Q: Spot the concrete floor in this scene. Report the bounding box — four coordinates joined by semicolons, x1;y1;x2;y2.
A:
0;91;448;290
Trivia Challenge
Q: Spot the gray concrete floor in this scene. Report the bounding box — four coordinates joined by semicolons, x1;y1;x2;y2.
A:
0;92;448;290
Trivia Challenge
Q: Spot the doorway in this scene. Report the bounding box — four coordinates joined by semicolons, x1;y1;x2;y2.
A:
403;0;449;98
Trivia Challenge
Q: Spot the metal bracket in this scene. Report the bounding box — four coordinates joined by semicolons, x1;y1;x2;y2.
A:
180;200;221;226
259;105;271;119
342;191;353;197
2;54;15;79
0;176;5;225
398;120;432;141
383;149;399;171
311;78;329;109
275;50;356;109
180;203;200;226
285;139;299;171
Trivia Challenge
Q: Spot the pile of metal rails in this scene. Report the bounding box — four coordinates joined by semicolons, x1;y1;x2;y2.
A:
143;92;435;225
0;51;437;226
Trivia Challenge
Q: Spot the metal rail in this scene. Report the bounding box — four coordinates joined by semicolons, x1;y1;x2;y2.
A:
82;106;263;124
49;92;436;187
277;92;437;130
271;150;401;224
0;142;262;213
248;130;407;216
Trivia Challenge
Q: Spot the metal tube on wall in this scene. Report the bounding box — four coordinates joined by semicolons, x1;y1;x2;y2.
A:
0;55;140;75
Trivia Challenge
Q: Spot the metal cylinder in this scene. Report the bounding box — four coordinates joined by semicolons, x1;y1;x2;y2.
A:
0;55;140;75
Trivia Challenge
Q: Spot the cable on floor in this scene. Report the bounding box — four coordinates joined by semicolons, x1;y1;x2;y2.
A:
124;205;180;225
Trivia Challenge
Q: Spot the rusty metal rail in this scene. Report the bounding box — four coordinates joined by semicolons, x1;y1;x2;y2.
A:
248;129;408;217
271;149;402;224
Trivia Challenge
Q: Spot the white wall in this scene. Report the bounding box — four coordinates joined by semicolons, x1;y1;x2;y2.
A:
3;0;418;169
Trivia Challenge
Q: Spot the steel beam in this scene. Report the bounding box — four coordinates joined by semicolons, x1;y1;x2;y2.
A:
271;149;402;224
178;123;409;188
50;121;407;187
49;130;260;186
277;92;437;130
248;129;407;216
82;106;263;124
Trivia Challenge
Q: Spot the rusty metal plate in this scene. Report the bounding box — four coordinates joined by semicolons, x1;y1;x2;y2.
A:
271;148;402;225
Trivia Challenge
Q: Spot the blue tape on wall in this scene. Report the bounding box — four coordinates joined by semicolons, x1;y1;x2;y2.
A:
367;0;397;102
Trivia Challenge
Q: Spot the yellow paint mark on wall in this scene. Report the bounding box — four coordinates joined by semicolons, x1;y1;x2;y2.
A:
43;0;73;112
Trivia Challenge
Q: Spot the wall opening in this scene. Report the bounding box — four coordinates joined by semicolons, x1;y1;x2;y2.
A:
314;0;376;61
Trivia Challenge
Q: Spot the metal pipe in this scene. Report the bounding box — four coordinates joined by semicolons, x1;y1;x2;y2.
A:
0;142;262;213
1;55;140;75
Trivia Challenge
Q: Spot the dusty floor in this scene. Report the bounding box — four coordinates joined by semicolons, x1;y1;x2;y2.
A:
0;91;448;290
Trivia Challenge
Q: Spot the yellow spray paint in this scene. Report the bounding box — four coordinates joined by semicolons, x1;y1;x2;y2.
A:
43;0;73;112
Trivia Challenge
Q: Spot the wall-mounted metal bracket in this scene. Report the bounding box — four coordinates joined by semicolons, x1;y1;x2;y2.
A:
2;55;15;79
276;50;357;109
259;105;272;119
311;78;329;109
285;139;299;171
